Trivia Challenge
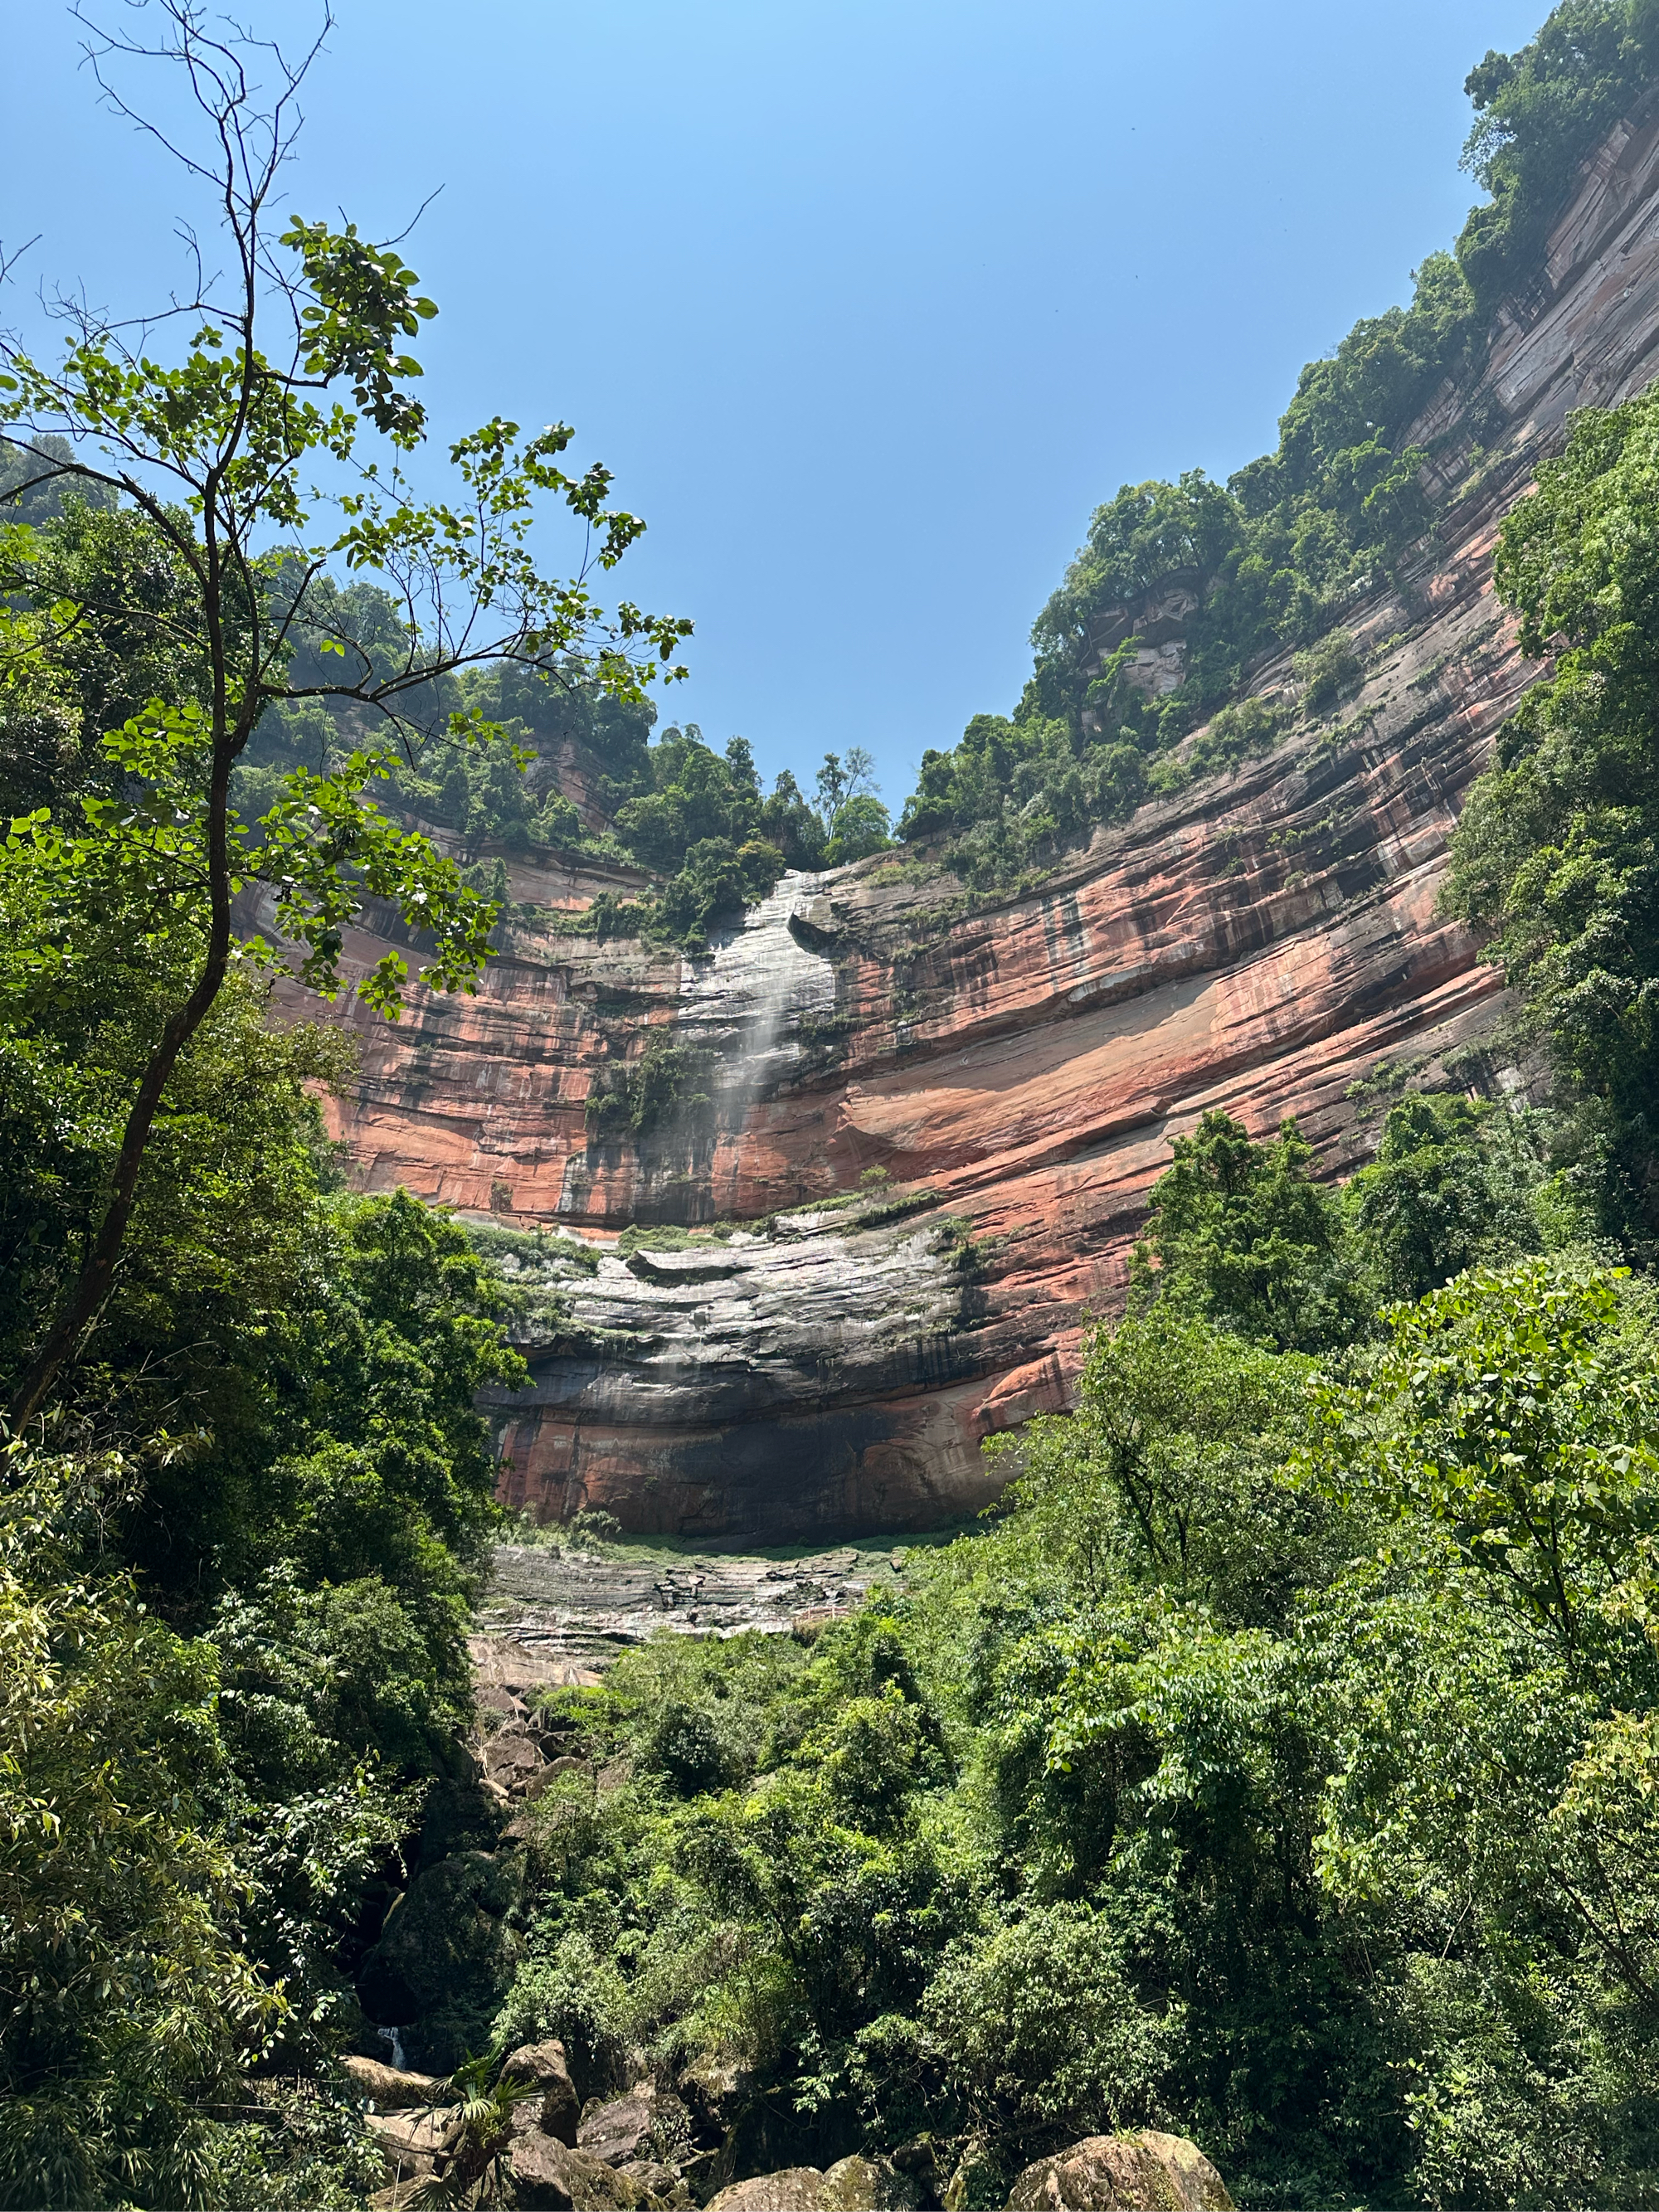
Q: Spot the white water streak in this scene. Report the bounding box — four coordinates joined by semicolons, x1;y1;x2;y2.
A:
678;869;838;1111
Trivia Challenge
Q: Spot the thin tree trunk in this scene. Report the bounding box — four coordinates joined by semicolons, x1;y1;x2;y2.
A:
7;735;235;1430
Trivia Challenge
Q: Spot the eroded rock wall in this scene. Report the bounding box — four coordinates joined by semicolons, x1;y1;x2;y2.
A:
273;105;1659;1539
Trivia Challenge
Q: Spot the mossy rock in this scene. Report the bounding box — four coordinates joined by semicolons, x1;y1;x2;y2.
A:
358;1848;526;2071
1004;2132;1233;2211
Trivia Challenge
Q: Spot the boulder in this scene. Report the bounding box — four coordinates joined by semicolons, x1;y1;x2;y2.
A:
356;1847;525;2070
620;2157;693;2204
470;1631;599;1699
508;2129;651;2210
503;2038;581;2145
363;2105;457;2185
676;2054;754;2141
340;2054;452;2108
578;2084;691;2167
705;2172;830;2212
485;1727;547;1793
1005;2132;1233;2211
823;2155;919;2209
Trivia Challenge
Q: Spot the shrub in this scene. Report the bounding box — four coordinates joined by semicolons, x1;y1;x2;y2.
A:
1293;630;1362;716
924;1903;1178;2144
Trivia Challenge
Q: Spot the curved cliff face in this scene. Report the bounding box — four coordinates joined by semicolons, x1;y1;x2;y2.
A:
274;105;1659;1541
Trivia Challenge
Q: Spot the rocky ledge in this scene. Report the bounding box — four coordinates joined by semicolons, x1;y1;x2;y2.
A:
485;1191;997;1539
468;1538;905;1807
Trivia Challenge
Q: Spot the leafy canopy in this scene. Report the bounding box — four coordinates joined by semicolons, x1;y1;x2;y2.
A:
0;0;688;1422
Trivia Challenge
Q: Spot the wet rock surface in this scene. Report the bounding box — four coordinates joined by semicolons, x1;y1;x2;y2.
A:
532;1209;967;1411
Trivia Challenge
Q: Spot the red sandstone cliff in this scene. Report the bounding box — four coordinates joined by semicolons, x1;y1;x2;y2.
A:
262;105;1659;1540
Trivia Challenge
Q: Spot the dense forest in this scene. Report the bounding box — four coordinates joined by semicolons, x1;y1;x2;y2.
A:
468;1109;1659;2211
9;1;1659;2209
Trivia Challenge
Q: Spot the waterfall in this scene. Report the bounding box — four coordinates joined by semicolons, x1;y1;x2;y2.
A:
678;869;839;1116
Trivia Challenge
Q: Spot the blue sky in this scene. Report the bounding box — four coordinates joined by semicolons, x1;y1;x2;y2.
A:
7;0;1544;813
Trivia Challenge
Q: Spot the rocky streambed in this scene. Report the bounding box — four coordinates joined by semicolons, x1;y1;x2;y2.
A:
469;1538;912;1801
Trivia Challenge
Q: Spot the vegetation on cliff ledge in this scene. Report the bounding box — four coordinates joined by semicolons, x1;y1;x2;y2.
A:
899;0;1659;892
1445;372;1659;1257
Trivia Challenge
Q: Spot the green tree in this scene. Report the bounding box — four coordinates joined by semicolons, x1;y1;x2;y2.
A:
1457;1;1659;306
1295;1260;1659;2205
1129;1111;1366;1351
0;1;688;1423
1345;1091;1546;1301
0;1443;279;2209
757;768;829;869
613;726;758;872
922;1903;1178;2152
1309;1256;1659;1648
990;1313;1319;1614
823;790;893;864
0;494;203;817
260;1187;527;1602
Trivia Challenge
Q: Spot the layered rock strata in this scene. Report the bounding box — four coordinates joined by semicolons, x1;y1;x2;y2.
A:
474;1541;903;1678
273;104;1659;1539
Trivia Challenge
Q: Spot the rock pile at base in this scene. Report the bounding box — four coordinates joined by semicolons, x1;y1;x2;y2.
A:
344;2051;1232;2212
704;2155;918;2208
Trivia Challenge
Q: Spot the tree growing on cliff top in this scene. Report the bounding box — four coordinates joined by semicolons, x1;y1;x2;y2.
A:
0;0;689;1425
